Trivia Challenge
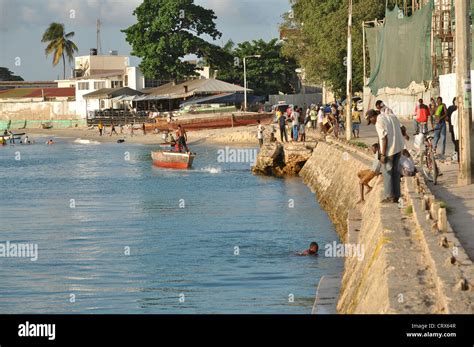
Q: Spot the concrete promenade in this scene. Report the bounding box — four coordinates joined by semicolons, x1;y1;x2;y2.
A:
334;120;474;261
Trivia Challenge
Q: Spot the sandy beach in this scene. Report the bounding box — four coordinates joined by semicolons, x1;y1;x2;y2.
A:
16;124;268;146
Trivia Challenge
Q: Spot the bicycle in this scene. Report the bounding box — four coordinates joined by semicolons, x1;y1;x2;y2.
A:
417;129;439;184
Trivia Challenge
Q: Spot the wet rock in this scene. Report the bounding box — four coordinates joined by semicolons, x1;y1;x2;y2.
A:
252;142;314;176
251;143;284;176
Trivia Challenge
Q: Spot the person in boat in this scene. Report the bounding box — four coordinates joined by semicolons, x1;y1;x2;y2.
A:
23;135;31;144
175;125;189;152
298;242;319;256
168;133;176;145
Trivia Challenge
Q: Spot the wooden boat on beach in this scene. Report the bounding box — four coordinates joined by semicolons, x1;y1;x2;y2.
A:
151;150;196;169
152;112;273;131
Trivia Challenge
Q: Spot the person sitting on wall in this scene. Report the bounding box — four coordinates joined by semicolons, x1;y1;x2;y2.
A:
399;149;416;177
357;143;382;204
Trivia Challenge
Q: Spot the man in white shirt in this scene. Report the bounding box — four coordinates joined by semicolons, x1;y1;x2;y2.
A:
366;101;409;203
257;120;265;147
291;106;300;141
450;108;459;163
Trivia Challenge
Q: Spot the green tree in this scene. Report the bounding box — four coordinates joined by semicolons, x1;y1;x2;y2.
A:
215;39;299;96
281;0;385;98
41;23;78;79
122;0;223;81
0;67;23;81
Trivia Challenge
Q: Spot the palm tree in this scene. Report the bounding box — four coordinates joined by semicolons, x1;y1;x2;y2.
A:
42;23;79;79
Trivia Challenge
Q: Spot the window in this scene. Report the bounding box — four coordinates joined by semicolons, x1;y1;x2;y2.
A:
78;82;89;90
111;80;123;88
94;81;106;90
124;75;129;87
145;78;166;88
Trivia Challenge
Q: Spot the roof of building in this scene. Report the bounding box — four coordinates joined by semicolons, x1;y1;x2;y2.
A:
145;79;249;99
82;87;143;99
180;92;265;106
0;81;57;86
0;87;75;99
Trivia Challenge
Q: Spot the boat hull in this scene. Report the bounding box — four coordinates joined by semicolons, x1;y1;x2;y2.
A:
151;151;195;169
152;112;273;131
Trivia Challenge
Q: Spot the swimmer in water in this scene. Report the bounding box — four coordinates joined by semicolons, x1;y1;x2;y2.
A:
46;139;55;145
298;242;319;256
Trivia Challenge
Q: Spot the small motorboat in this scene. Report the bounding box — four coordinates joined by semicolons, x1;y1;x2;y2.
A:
151;150;196;169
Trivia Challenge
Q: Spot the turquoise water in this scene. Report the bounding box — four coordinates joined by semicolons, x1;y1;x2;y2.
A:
0;137;343;313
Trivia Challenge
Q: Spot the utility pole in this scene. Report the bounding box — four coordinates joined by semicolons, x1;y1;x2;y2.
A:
243;55;261;112
455;0;473;185
346;0;353;141
243;57;247;112
362;21;366;85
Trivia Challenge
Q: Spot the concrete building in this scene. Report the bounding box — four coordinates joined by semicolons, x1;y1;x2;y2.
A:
62;51;148;118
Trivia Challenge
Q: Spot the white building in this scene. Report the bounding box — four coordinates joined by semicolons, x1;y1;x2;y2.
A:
57;52;147;118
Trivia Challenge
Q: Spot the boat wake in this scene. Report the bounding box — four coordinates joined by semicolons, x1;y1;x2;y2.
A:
73;138;101;145
199;166;222;174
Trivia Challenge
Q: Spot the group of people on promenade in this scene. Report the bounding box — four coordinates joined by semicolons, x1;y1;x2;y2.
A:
258;102;364;147
412;96;459;161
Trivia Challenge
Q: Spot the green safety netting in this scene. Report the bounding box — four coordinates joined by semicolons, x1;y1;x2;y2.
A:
366;1;433;94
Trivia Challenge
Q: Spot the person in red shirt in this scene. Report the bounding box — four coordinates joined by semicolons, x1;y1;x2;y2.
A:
413;98;429;135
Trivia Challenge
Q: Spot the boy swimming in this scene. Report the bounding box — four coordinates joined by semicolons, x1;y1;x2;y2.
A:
298;242;319;256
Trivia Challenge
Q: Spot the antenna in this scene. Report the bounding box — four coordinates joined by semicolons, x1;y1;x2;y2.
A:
96;19;102;55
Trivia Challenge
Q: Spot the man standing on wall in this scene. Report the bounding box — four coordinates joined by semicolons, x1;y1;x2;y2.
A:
277;110;288;143
433;96;447;159
365;100;408;204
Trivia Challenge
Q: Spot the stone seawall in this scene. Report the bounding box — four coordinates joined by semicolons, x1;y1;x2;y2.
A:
251;139;473;313
298;140;473;313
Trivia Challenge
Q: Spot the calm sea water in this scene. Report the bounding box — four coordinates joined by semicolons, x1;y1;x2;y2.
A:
0;137;343;313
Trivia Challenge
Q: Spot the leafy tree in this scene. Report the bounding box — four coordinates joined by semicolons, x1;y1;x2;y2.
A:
215;39;299;96
281;0;385;98
122;0;223;81
0;67;23;81
41;23;78;79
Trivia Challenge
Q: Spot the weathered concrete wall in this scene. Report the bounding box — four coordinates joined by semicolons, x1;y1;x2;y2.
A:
299;141;368;237
299;140;473;313
0;101;78;121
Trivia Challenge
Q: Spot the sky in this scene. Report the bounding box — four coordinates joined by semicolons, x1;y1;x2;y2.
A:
0;0;291;81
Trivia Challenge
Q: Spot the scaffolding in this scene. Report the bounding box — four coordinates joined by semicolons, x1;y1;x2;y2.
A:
431;0;455;83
